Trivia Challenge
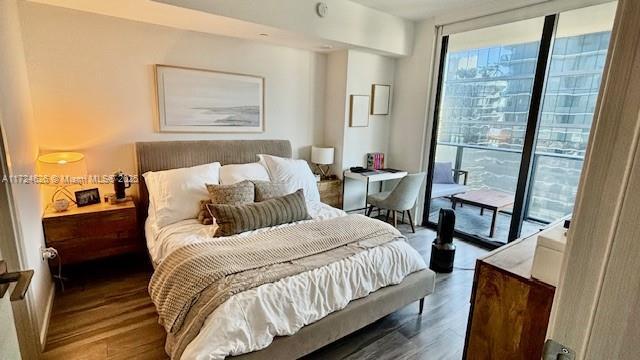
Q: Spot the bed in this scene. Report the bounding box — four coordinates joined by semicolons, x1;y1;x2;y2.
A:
136;140;436;360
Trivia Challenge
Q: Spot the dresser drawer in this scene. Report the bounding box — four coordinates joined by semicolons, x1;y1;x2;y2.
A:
43;205;140;265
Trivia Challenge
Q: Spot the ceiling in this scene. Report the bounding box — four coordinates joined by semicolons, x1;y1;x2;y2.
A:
350;0;549;20
28;0;347;53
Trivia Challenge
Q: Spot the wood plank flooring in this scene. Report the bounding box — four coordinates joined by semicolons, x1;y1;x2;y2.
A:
42;224;487;359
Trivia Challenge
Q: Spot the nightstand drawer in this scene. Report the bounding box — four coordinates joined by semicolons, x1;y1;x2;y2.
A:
43;202;141;265
44;208;135;239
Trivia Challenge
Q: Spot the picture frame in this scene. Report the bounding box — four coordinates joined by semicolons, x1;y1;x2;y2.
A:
349;95;370;127
155;65;265;133
371;84;391;115
75;188;101;207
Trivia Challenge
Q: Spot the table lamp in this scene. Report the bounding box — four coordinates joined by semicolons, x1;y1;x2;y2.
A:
311;146;334;179
38;152;87;210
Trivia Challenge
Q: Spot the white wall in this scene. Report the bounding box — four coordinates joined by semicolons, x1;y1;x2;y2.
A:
18;2;327;197
388;19;437;222
342;50;395;169
323;50;349;176
0;0;54;348
322;49;395;210
342;50;395;210
157;0;414;56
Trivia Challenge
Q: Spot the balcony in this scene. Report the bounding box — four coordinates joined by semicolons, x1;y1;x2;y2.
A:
429;142;582;244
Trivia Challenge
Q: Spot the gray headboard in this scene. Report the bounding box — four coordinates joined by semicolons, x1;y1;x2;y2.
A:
135;140;292;221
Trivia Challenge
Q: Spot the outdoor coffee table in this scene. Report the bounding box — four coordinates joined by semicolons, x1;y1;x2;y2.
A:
452;189;514;237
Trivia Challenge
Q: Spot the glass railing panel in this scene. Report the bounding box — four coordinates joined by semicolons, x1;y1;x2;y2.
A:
459;147;521;194
527;154;584;222
434;144;457;163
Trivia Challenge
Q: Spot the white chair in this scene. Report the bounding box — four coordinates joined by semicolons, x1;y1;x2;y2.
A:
366;173;426;232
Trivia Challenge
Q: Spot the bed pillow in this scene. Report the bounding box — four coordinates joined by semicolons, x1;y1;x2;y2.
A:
433;162;455;184
207;189;310;237
258;154;320;202
143;162;221;228
206;180;255;205
252;180;289;202
219;163;270;185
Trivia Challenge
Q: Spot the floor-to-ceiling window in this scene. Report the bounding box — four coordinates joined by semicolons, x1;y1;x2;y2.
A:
523;5;614;237
425;2;617;247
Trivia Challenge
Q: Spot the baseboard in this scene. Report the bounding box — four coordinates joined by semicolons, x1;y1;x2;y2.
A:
39;282;55;350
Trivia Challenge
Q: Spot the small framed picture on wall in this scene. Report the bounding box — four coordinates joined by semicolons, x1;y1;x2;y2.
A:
371;84;391;115
350;95;370;127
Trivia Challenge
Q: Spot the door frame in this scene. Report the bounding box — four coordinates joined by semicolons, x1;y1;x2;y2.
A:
507;14;557;240
0;121;41;358
547;0;640;357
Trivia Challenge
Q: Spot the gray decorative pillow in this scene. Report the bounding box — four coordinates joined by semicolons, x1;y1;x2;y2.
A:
252;180;290;202
207;189;310;237
206;180;255;205
433;162;455;184
197;199;214;225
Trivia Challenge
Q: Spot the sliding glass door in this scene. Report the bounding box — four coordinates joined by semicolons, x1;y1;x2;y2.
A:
520;3;616;238
424;2;617;247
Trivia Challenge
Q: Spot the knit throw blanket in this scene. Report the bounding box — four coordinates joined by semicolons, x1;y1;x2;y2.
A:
149;214;404;338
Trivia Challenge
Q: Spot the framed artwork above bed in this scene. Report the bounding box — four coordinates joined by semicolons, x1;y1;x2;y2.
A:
155;65;264;133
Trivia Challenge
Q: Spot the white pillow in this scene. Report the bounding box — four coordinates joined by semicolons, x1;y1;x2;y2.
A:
219;162;270;184
258;154;320;202
143;162;221;228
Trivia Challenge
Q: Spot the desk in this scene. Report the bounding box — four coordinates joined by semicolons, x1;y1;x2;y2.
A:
342;170;407;212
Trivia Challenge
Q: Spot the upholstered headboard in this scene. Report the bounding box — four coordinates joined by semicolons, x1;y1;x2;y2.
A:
135;140;292;221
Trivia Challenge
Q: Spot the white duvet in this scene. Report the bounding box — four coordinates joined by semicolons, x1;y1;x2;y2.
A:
146;202;427;360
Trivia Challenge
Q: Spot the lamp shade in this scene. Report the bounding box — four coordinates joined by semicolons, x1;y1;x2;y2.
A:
311;146;334;165
37;152;87;182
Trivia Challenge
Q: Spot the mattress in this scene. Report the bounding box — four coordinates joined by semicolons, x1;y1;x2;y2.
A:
145;202;427;359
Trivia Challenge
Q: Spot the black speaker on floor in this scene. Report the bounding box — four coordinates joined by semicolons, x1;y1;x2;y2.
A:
429;208;456;273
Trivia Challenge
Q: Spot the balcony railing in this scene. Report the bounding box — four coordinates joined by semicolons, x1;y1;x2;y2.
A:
436;142;584;223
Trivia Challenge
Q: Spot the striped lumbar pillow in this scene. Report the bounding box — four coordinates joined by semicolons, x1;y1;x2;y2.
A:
206;189;310;237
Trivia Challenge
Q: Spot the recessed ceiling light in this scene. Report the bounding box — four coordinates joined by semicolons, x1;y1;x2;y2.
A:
320;44;333;49
259;33;269;37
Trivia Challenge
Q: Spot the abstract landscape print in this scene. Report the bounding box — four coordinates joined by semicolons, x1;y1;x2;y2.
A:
156;65;264;133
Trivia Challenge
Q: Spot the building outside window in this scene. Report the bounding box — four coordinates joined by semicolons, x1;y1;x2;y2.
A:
436;31;611;222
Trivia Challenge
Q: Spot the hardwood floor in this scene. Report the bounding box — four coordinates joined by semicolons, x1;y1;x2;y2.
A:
304;226;486;360
42;224;487;360
42;256;166;360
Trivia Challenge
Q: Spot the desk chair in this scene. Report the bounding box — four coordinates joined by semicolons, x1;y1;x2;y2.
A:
366;172;426;232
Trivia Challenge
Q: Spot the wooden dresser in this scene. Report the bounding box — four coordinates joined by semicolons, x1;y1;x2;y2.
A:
463;234;556;360
317;178;342;209
42;200;141;267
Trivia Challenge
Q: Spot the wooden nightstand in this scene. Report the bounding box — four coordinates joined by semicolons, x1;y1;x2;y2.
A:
42;200;141;267
317;178;342;209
